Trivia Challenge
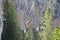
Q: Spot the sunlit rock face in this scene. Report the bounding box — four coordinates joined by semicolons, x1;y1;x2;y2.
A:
11;0;60;30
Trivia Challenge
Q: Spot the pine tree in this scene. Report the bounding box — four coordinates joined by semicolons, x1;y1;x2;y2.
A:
2;0;21;40
25;27;34;40
25;29;32;40
52;27;60;40
40;8;52;40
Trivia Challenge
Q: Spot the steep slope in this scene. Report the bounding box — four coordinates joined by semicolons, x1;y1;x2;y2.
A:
11;0;60;30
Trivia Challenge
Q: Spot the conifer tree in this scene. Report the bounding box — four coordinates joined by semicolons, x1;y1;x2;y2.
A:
25;27;34;40
40;8;52;40
2;0;21;40
52;27;60;40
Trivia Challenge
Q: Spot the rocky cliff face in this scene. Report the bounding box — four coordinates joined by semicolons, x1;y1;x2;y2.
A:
10;0;60;30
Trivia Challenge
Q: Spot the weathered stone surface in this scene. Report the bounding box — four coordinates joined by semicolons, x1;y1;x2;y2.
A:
11;0;60;30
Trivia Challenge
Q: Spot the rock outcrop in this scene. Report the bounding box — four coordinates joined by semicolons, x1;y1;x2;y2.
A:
11;0;60;30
